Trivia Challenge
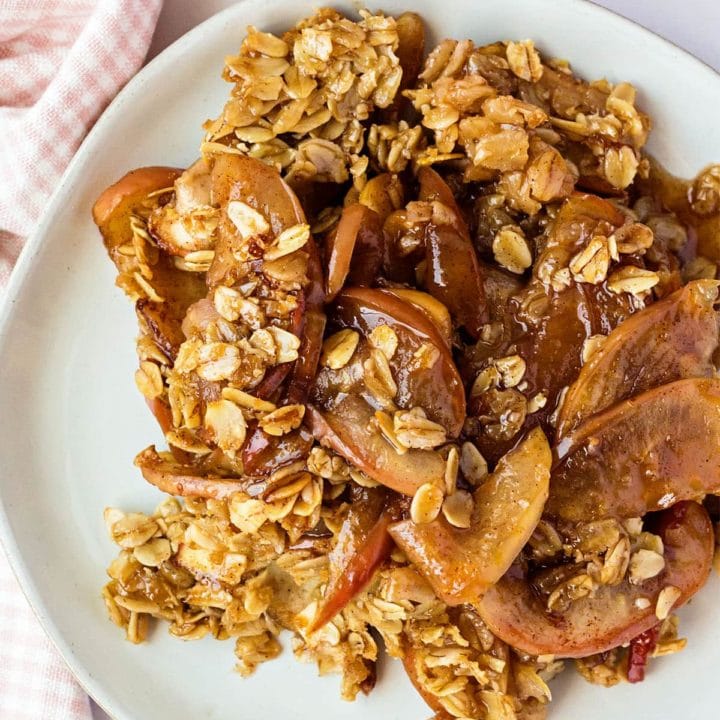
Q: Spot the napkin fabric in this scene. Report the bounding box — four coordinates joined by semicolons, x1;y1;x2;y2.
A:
0;0;163;287
0;1;162;717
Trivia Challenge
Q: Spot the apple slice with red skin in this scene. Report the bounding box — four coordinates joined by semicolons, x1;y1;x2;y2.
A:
557;280;719;437
93;166;207;447
244;282;326;475
135;446;248;500
475;501;713;658
390;427;551;605
402;645;453;719
417;167;488;337
143;397;193;465
309;288;465;494
249;291;307;402
287;224;326;401
306;396;447;496
311;488;396;630
93;166;180;229
325;203;384;301
547;377;720;523
145;397;174;435
209;154;322;408
331;287;465;435
286;308;327;405
241;310;324;475
93;167;206;335
424;221;488;339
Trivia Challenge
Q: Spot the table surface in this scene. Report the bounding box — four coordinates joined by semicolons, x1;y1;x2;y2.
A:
92;0;720;717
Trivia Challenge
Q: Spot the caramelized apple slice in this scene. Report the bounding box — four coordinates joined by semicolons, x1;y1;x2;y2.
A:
93;166;180;229
147;158;215;257
288;238;327;400
325;204;383;300
536;193;626;270
312;488;394;630
135;446;247;499
242;426;314;476
207;154;307;288
548;378;720;522
306;396;447;496
93;166;206;314
359;173;404;223
211;154;318;404
505;283;635;415
415;168;488;337
402;646;452;719
309;289;464;493
383;288;453;345
246;279;325;474
136;299;188;362
258;241;325;403
390;428;550;604
395;12;425;89
510;193;633;396
476;502;713;657
286;308;327;405
145;397;174;435
425;222;488;339
94;166;207;442
210;153;305;233
332;288;465;435
417;166;467;236
557;280;719;436
382;209;424;284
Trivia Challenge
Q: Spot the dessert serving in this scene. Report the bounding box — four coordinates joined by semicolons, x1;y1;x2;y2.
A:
92;8;720;719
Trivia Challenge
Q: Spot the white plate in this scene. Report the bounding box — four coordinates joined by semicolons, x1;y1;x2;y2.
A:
1;1;719;718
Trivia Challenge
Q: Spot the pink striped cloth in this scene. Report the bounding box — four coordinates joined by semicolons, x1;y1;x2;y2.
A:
0;1;163;717
0;0;163;287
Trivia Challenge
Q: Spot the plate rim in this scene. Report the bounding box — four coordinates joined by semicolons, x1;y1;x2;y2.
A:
0;1;719;718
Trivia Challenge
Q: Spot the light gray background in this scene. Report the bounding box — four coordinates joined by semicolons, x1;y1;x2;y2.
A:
92;0;720;717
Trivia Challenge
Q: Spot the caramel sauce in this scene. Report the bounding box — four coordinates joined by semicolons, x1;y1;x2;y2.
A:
639;158;720;263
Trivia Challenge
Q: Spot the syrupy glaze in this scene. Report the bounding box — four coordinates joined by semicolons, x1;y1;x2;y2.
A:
638;158;720;264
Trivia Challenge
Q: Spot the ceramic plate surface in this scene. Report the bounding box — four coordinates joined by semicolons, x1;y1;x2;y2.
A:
1;1;719;718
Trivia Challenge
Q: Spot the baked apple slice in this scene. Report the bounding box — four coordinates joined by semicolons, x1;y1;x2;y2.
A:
557;279;719;436
548;377;720;522
309;291;461;495
331;287;465;434
93;166;207;361
307;395;448;496
94;166;208;452
311;488;395;630
417;167;487;337
425;221;488;339
324;203;383;300
382;288;453;345
93;166;181;230
476;502;713;657
390;427;551;604
135;446;248;499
